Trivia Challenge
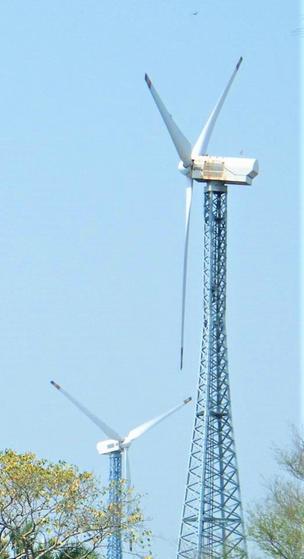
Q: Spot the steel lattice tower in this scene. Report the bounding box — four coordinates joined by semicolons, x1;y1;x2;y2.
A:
177;183;247;559
108;451;123;559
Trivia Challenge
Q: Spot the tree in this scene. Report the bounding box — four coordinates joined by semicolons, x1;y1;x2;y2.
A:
248;431;304;559
0;450;148;559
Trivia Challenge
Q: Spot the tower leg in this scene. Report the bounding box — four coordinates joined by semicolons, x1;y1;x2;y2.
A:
177;184;247;559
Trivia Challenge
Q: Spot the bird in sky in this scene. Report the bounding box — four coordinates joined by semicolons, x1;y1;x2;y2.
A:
192;11;199;15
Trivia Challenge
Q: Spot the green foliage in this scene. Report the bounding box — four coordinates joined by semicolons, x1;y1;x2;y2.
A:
0;450;149;559
248;431;304;559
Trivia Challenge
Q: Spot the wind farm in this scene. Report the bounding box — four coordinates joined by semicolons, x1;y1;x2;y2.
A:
52;57;258;559
0;4;299;559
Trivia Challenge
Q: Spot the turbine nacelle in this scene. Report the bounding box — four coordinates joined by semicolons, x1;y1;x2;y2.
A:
178;156;259;185
96;436;137;455
96;436;138;455
191;155;259;186
96;439;121;454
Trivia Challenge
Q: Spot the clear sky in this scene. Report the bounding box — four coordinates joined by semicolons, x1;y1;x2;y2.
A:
0;2;301;559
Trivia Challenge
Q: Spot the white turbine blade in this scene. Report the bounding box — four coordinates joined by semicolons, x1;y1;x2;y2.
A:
145;73;192;167
123;397;192;445
192;57;243;158
122;447;131;485
50;380;122;441
180;178;193;370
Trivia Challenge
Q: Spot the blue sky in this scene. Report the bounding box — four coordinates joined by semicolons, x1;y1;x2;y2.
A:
0;2;301;558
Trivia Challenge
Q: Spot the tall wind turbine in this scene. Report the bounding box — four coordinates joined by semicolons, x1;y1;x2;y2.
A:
145;59;258;558
51;381;191;559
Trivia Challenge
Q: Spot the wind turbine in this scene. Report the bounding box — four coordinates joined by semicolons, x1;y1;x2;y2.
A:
145;60;258;558
50;381;191;559
145;57;258;370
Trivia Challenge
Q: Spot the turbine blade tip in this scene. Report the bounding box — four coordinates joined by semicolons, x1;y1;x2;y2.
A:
236;57;243;70
50;380;61;390
184;397;192;405
145;73;152;88
180;347;184;370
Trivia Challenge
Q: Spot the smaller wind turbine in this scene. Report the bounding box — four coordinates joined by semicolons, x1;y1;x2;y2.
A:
50;381;191;559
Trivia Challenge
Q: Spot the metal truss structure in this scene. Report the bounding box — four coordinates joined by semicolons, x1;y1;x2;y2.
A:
177;184;248;559
108;451;123;559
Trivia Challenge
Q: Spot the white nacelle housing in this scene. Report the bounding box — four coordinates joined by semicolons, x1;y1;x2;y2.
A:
191;156;259;185
96;439;120;455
